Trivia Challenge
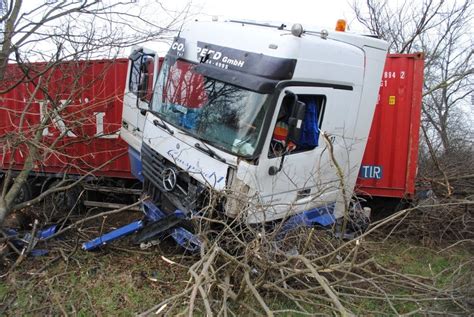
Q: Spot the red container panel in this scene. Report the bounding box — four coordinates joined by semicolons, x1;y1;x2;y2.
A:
0;59;132;178
356;53;424;199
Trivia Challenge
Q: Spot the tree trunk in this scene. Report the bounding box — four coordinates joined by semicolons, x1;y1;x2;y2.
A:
0;128;39;227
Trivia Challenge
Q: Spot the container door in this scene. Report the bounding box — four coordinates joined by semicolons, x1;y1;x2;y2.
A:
356;54;424;199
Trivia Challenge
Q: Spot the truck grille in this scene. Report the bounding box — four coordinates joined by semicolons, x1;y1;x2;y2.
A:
142;142;169;193
141;143;204;213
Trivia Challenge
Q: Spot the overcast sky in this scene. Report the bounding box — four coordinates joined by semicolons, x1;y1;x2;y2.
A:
148;0;360;54
181;0;356;28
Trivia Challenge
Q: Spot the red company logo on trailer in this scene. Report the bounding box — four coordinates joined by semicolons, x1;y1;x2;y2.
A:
0;59;132;178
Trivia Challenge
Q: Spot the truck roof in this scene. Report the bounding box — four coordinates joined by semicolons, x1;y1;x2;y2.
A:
186;20;387;53
174;20;388;87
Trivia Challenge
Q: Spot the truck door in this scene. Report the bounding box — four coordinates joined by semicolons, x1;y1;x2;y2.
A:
121;47;158;151
253;86;358;222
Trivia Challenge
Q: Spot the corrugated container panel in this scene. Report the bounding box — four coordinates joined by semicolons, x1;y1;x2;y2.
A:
0;59;132;178
356;53;424;199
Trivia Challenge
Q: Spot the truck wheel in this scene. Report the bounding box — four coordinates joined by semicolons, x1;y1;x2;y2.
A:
347;202;371;235
12;182;34;205
46;181;83;218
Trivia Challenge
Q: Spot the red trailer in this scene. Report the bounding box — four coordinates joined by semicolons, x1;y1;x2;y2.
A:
356;53;424;199
0;59;131;179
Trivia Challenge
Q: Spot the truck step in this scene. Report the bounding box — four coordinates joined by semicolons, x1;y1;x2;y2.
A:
82;184;142;195
83;200;141;211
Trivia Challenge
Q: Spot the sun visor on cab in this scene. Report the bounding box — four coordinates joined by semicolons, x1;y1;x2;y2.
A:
194;63;278;94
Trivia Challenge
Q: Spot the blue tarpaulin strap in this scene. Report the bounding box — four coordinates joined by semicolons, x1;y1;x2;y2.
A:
299;99;319;147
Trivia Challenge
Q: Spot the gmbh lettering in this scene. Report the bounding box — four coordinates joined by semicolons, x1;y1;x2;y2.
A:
168;38;246;69
166;149;225;184
197;42;247;70
360;165;383;180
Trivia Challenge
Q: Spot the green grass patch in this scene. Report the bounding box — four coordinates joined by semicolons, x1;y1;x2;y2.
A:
1;250;190;316
385;244;468;283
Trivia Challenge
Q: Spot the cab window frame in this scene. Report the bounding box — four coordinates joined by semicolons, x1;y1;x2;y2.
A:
268;93;326;158
128;54;155;103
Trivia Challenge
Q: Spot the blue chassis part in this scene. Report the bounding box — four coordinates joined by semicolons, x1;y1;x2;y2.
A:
5;225;58;256
276;203;336;240
82;220;144;251
82;200;201;252
142;200;201;252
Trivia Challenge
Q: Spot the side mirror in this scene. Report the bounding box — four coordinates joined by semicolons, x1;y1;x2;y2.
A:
287;100;306;143
129;48;143;61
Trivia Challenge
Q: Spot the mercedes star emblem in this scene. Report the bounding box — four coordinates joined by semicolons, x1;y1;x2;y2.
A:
162;167;177;192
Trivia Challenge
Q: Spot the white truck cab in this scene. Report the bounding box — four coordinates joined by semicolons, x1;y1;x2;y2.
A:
120;46;160;180
121;20;388;224
121;46;159;151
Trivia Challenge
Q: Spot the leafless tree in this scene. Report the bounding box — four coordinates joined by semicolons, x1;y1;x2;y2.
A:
352;0;473;197
0;0;189;226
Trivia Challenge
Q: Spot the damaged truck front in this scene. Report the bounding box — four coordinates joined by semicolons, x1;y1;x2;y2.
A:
120;20;389;239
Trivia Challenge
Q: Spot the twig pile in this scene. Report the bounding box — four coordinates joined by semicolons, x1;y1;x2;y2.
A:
140;201;474;316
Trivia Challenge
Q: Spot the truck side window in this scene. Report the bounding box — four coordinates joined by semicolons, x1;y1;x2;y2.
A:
269;94;326;157
129;55;155;102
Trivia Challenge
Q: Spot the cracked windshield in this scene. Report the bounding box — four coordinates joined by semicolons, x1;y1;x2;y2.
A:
150;59;270;156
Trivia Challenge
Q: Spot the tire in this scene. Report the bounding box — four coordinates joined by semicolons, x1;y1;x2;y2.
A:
48;180;83;216
12;181;34;205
